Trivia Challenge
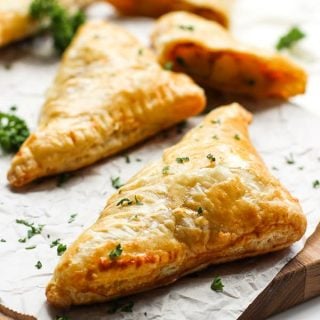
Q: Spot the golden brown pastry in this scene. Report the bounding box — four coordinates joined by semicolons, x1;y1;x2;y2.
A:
105;0;233;27
151;12;307;99
7;21;205;187
0;0;95;47
46;103;306;308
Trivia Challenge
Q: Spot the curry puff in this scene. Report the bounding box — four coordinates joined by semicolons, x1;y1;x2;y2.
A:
7;21;205;187
105;0;233;27
151;12;307;99
46;103;306;308
0;0;95;47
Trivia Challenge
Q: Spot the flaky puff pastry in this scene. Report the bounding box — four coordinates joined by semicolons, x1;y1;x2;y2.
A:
46;103;306;308
151;12;307;99
105;0;233;27
7;21;205;187
0;0;95;47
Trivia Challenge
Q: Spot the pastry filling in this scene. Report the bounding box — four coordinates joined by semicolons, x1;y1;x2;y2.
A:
170;43;300;98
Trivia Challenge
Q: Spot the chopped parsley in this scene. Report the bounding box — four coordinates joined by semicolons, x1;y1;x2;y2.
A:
162;165;170;175
30;0;86;53
26;245;36;250
117;198;133;207
0;239;6;243
197;207;203;215
313;180;320;189
234;134;241;141
16;219;44;240
178;24;194;31
285;153;295;165
111;177;123;190
276;26;306;51
272;166;278;171
57;172;72;186
35;261;42;269
10;105;17;112
18;238;27;243
138;48;144;55
50;238;61;248
176;157;190;164
164;61;174;71
107;300;134;314
134;195;143;205
109;244;123;260
0;112;30;153
212;135;219;140
57;243;67;256
207;153;216;163
68;213;77;223
211;276;224;292
211;119;221;125
124;154;131;163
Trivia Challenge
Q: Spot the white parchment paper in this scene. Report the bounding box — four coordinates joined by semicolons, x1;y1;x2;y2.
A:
0;1;320;319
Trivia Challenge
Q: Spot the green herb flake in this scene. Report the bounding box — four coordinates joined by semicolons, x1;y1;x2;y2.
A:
30;0;86;53
212;135;219;140
111;177;123;190
134;195;143;206
50;239;61;248
178;24;194;31
107;300;134;314
164;61;174;71
68;213;77;223
16;219;44;240
10;105;17;112
18;238;27;243
197;207;203;215
285;153;295;165
211;119;221;125
313;180;320;189
272;166;278;171
211;276;224;292
117;198;133;207
234;134;241;141
35;261;42;269
162;165;170;175
57;172;72;187
57;243;67;256
0;112;30;153
176;157;190;164
207;153;216;163
26;245;36;250
276;26;306;51
138;48;144;55
0;239;6;243
124;154;131;163
109;244;123;260
136;158;142;162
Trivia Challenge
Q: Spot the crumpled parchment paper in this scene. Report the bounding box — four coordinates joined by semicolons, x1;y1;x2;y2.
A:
0;0;320;319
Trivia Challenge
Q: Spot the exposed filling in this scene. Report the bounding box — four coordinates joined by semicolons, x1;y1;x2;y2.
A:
170;43;300;98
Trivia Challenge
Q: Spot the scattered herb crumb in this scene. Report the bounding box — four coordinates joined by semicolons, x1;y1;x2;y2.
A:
26;245;36;250
272;166;278;171
211;119;221;125
124;154;131;163
134;195;143;206
313;180;320;189
35;261;42;269
107;300;134;314
298;166;304;171
144;312;147;316
178;24;194;31
136;158;142;162
68;213;77;223
207;153;216;163
234;134;241;141
276;26;306;51
50;238;61;248
164;61;174;71
16;219;44;240
212;135;219;140
19;238;27;243
162;165;170;175
117;198;133;207
138;48;144;55
10;105;17;112
0;239;6;243
57;243;67;256
197;207;203;215
211;276;224;292
285;153;295;165
111;176;123;190
109;244;123;260
176;157;190;164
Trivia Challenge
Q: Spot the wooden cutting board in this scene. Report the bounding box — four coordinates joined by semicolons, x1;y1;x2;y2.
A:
240;224;320;319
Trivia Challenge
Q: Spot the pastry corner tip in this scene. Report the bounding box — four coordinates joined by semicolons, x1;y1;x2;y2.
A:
46;281;72;309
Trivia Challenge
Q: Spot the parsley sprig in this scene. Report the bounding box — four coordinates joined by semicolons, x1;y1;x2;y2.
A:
0;112;29;153
30;0;86;53
16;219;44;241
109;244;123;260
211;276;224;292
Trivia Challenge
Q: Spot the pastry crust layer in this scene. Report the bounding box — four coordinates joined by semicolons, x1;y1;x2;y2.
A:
151;12;307;99
7;21;205;187
105;0;233;27
46;103;306;308
0;0;95;47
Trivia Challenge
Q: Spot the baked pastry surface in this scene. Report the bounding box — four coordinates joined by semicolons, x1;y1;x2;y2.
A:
151;12;307;99
46;103;306;308
0;0;95;47
7;20;205;187
105;0;233;27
